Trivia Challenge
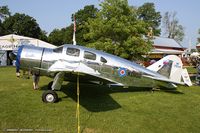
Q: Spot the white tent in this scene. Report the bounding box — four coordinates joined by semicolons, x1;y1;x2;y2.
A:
0;34;56;66
0;34;56;50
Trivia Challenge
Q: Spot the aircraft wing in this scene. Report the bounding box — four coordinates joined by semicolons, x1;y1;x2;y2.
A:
46;60;124;86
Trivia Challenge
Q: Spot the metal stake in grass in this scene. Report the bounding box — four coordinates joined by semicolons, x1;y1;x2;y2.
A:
76;73;80;133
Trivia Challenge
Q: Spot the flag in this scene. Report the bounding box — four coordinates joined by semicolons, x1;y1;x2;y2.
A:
73;32;76;45
74;15;76;32
73;14;76;45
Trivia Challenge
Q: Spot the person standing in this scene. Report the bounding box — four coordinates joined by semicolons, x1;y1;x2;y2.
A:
32;72;40;90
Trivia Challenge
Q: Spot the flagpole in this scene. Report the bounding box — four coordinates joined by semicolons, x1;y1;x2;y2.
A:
73;14;76;45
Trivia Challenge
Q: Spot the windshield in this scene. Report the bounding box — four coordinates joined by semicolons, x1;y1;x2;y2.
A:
53;46;63;53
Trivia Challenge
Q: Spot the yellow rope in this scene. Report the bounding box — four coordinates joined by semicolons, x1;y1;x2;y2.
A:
76;73;80;133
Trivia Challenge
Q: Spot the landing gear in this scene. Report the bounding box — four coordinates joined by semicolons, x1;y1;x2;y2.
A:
48;81;53;90
42;90;58;103
42;72;65;103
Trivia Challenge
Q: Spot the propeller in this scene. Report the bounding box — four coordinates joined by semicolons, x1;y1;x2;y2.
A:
9;51;17;61
9;45;24;75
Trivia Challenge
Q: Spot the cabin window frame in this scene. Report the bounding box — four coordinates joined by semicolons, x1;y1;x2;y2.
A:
66;47;80;57
100;57;107;63
53;46;63;53
84;51;96;60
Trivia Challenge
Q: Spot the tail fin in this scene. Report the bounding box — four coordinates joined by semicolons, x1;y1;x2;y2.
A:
147;55;192;86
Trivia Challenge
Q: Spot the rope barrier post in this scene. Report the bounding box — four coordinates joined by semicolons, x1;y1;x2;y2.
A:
76;73;80;133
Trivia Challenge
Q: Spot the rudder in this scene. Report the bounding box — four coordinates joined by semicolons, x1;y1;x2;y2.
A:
147;55;191;85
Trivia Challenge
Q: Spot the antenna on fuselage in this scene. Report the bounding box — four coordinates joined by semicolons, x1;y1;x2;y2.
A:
73;14;76;45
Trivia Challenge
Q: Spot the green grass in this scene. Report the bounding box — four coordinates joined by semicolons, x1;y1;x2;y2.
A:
185;66;197;74
1;67;200;133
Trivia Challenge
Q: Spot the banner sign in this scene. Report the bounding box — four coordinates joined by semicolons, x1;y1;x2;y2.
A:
0;44;20;50
0;39;31;50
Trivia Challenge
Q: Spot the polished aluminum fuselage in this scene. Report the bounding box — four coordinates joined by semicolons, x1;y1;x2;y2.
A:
19;44;171;88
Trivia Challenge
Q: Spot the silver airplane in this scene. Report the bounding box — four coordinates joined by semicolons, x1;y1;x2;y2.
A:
12;44;192;103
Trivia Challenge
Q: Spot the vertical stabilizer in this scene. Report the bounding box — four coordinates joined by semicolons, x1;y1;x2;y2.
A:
147;55;191;86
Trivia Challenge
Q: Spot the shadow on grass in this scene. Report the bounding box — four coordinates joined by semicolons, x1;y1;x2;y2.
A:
40;82;183;112
161;89;184;94
152;86;184;94
61;83;122;112
40;83;122;112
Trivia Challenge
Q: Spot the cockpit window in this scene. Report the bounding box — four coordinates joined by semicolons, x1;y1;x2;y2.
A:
84;51;96;60
100;57;107;63
53;46;63;53
66;47;80;57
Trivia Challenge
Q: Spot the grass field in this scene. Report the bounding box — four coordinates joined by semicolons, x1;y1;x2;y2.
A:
184;66;197;74
1;67;200;133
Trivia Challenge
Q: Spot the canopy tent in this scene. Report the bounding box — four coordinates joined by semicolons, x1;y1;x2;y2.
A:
0;34;56;66
0;34;56;50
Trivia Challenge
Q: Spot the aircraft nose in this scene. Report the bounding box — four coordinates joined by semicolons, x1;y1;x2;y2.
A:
9;52;17;61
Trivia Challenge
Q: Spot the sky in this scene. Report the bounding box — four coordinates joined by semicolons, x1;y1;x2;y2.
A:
0;0;200;48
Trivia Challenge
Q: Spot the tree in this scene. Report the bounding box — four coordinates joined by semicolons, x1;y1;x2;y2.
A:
162;11;184;42
0;6;11;35
63;25;74;44
71;5;99;45
2;13;43;39
0;6;10;20
84;0;152;60
48;28;66;46
72;5;98;25
0;20;4;35
48;5;98;46
39;30;48;42
137;2;161;36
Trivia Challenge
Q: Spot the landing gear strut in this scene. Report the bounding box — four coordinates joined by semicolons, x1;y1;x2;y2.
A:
47;81;53;90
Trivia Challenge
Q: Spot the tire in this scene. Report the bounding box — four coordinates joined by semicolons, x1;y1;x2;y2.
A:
42;90;58;103
48;81;53;90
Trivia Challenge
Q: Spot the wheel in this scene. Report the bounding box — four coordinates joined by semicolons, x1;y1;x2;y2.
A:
42;90;58;103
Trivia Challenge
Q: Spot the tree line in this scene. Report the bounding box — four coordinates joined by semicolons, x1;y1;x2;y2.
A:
0;0;189;60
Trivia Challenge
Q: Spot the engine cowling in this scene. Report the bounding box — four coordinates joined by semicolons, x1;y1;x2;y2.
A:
18;45;44;73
